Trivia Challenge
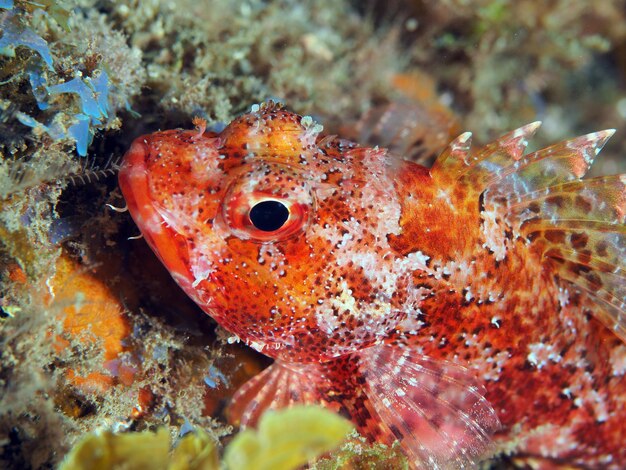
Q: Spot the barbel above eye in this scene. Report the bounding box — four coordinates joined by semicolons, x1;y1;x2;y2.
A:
249;200;290;232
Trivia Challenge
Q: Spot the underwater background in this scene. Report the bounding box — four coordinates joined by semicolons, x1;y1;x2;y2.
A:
1;0;625;468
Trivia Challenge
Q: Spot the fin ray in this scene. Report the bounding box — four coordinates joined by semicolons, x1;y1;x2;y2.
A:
359;345;499;468
432;123;540;188
228;361;324;427
445;125;625;342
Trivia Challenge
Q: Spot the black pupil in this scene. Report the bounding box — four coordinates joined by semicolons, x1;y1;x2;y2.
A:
249;200;289;232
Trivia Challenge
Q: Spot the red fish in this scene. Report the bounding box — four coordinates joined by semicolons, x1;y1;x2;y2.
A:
119;101;626;468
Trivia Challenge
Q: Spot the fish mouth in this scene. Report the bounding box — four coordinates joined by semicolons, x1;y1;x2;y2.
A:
119;136;193;285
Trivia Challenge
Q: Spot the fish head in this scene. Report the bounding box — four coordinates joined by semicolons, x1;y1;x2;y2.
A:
119;102;433;362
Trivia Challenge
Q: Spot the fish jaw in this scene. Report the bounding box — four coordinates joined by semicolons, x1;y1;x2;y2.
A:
118;130;238;323
118;134;197;292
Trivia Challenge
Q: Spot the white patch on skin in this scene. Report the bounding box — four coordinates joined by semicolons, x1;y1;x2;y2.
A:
182;219;230;288
481;207;508;261
136;208;165;235
588;390;608;423
557;286;570;309
609;343;626;376
189;139;222;183
395;251;430;271
330;281;358;314
482;349;511;381
316;307;341;335
523;424;579;457
396;314;426;335
435;257;510;307
258;244;286;272
436;188;453;208
527;343;562;369
307;149;432;345
359;149;402;236
249;340;266;352
191;253;215;287
299;115;324;146
157;194;204;232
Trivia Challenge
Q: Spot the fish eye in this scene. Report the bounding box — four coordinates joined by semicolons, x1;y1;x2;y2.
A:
249;200;290;232
221;162;314;243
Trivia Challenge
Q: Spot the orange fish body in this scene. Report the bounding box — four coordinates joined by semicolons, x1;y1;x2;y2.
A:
119;102;626;468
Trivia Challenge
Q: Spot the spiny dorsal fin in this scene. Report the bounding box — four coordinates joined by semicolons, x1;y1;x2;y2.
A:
484;130;615;197
434;125;624;342
431;122;541;189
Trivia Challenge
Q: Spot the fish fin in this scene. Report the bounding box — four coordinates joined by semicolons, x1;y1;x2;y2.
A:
227;361;329;428
431;122;541;189
357;344;500;468
228;346;499;467
506;174;626;341
435;125;625;341
486;131;624;341
350;102;458;165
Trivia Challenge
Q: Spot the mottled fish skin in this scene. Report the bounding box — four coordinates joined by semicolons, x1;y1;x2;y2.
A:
120;101;626;468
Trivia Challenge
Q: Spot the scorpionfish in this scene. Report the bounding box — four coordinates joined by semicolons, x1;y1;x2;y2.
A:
119;101;626;468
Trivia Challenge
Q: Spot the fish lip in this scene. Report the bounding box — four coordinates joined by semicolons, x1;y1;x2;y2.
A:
118;136;149;204
118;135;164;242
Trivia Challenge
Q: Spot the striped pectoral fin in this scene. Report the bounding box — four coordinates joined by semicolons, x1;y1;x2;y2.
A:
512;176;626;341
496;143;625;341
358;345;500;469
435;121;624;341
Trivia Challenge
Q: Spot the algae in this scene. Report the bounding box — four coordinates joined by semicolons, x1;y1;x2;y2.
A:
223;406;353;470
59;406;352;470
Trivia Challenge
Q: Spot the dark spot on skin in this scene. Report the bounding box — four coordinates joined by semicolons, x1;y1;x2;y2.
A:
546;195;565;208
527;231;540;242
569;261;590;275
575;195;592;212
585;272;602;290
577;249;592;265
595;241;609;257
388;424;403;439
570;232;589;250
545;230;566;244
